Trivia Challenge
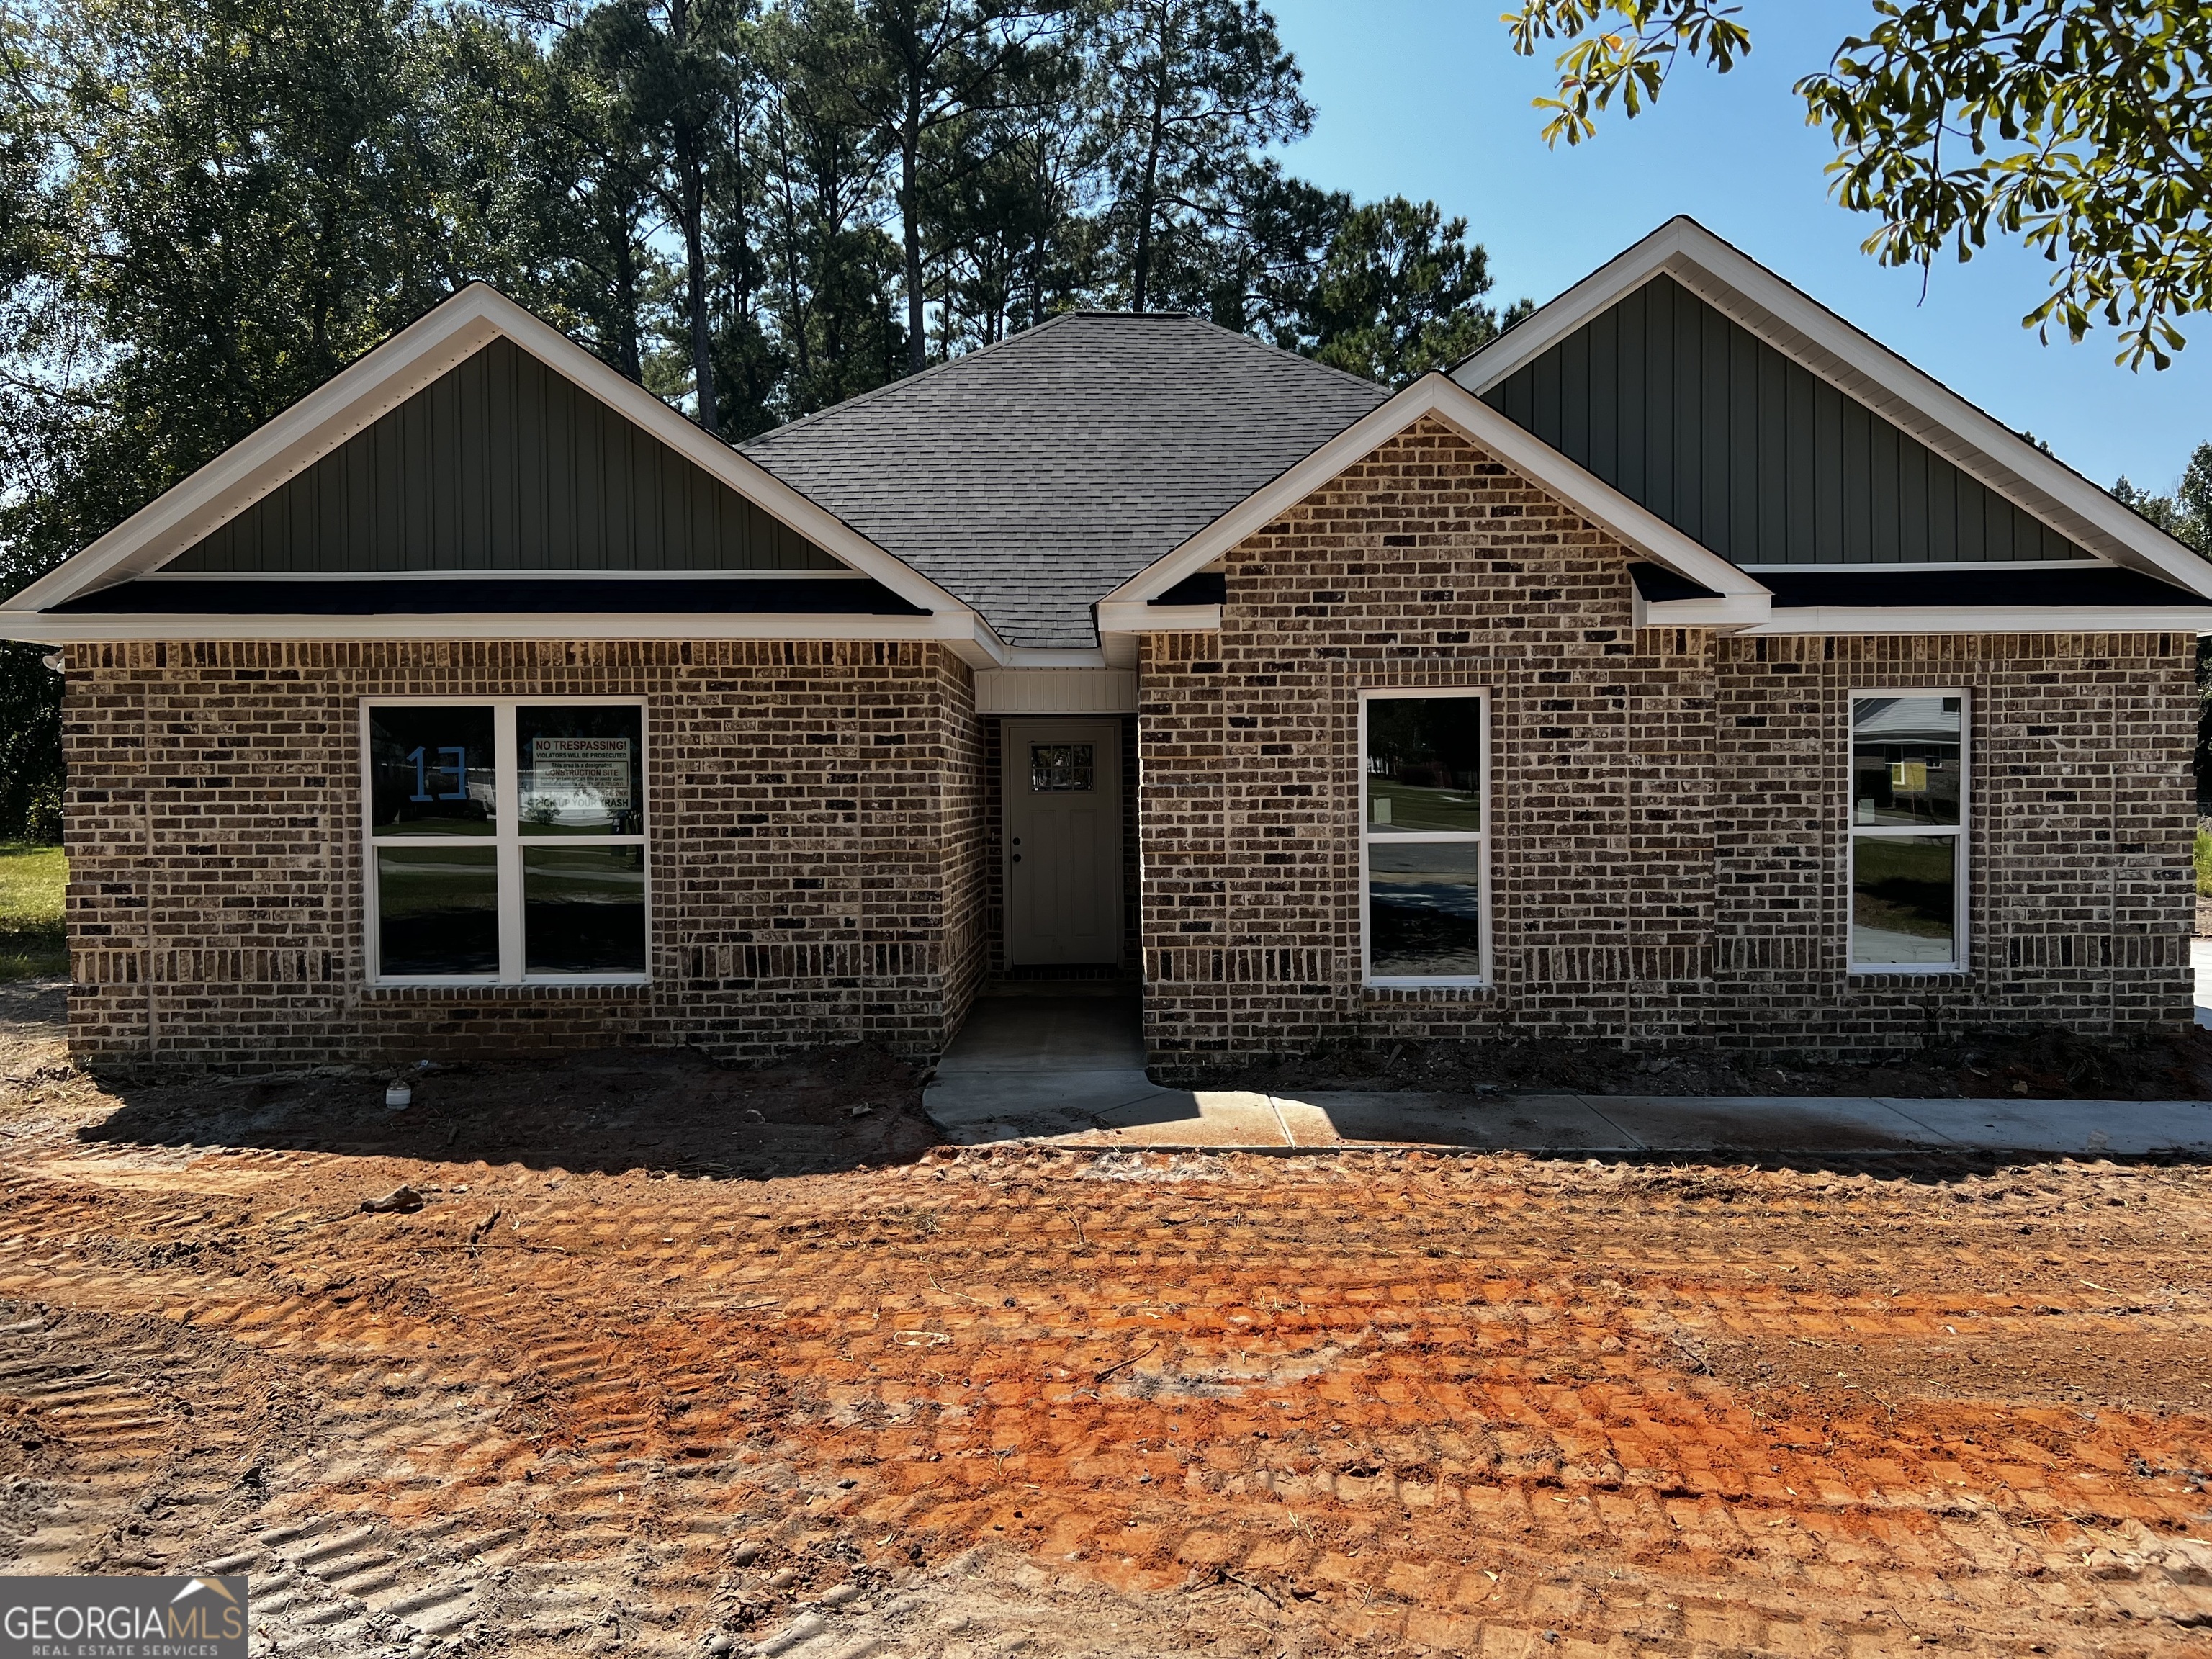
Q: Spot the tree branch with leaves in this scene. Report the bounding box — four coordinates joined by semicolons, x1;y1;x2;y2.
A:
1503;0;2212;367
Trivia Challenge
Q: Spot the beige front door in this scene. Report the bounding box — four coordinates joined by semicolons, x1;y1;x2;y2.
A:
1004;720;1123;966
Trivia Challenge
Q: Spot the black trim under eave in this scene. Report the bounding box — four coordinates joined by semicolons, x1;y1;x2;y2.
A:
52;575;930;616
1626;562;1724;603
1754;567;2204;608
1151;570;1227;606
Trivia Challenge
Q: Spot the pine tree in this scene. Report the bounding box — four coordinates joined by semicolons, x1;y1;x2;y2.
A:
1089;0;1309;313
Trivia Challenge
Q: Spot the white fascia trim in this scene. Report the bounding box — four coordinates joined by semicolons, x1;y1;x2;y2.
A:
1101;373;1767;620
1004;645;1113;668
1635;593;1773;629
1097;601;1221;634
1743;606;2212;637
0;610;1012;662
135;567;873;582
1452;216;2212;600
8;284;971;622
1732;560;2097;574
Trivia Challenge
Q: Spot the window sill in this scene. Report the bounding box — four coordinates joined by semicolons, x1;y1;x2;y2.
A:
1364;978;1492;996
363;978;650;1001
1846;966;1969;981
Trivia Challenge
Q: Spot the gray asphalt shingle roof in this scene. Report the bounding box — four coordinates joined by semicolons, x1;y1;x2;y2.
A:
738;311;1390;648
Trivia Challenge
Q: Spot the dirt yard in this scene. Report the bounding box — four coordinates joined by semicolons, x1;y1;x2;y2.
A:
1;994;2209;1657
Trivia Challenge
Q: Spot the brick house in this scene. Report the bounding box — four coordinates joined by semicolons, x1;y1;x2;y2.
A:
6;217;2210;1074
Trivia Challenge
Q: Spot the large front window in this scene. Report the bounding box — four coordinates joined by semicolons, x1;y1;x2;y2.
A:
1849;691;1966;971
366;701;647;982
1362;690;1487;986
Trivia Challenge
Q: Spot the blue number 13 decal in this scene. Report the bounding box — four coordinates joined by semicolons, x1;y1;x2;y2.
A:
405;746;471;803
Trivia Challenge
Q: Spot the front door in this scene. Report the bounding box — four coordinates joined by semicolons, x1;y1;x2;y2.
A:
1004;720;1123;966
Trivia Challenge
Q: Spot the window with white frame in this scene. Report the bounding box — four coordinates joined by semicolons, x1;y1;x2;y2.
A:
365;700;647;982
1361;689;1487;985
1848;691;1966;971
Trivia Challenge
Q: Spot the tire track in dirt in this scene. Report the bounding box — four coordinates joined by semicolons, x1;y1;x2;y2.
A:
0;1119;2209;1654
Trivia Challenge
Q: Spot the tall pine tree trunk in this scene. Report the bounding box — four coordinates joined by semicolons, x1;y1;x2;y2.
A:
1132;5;1170;312
612;203;644;382
901;99;925;373
678;130;719;433
667;0;716;432
728;115;752;325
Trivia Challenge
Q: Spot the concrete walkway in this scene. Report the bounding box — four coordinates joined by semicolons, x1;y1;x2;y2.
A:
925;993;2212;1156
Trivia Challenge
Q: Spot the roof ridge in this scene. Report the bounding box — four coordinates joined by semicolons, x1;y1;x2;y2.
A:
1148;308;1395;397
741;310;1096;447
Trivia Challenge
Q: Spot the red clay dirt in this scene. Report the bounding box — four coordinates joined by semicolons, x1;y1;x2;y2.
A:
0;991;2209;1657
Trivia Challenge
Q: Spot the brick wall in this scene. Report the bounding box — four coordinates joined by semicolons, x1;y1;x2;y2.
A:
1136;416;2195;1073
62;639;988;1071
1712;631;2196;1047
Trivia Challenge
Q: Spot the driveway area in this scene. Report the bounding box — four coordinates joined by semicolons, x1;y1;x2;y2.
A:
1;994;2209;1657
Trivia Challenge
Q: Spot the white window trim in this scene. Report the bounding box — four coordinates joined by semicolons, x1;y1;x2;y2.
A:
1847;687;1969;976
1358;686;1491;989
361;695;651;987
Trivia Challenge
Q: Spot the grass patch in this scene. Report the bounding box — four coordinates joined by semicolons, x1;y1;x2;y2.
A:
2200;828;2212;899
0;842;65;980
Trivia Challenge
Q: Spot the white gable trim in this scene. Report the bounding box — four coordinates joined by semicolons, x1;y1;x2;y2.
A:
1452;216;2212;601
1737;606;2212;637
0;606;1010;665
1102;372;1771;627
1;284;993;637
134;567;877;583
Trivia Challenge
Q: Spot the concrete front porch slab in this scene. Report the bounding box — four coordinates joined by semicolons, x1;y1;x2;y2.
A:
932;994;1145;1076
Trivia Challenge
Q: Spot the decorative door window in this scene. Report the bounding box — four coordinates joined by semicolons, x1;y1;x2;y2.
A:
1848;691;1966;971
1030;743;1096;792
366;700;648;982
1361;689;1487;985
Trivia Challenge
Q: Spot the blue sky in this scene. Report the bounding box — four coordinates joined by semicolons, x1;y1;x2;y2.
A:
1267;0;2209;495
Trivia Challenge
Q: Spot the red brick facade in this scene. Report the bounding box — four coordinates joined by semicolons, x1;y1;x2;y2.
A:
1136;418;2195;1074
62;639;986;1070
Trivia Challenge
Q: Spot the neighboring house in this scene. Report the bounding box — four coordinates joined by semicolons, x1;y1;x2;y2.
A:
6;217;2208;1074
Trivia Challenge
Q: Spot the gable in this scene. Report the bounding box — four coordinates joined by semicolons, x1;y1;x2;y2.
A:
1478;274;2089;568
1099;370;1773;646
169;337;842;576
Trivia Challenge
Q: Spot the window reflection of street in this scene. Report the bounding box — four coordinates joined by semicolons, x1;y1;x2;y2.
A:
1849;695;1964;971
1362;693;1485;984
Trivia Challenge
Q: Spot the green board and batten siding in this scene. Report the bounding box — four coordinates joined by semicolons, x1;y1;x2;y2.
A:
171;338;842;575
1479;274;2087;567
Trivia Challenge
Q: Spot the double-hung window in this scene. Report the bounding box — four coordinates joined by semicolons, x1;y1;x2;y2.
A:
365;700;648;983
1360;689;1488;986
1848;691;1966;972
